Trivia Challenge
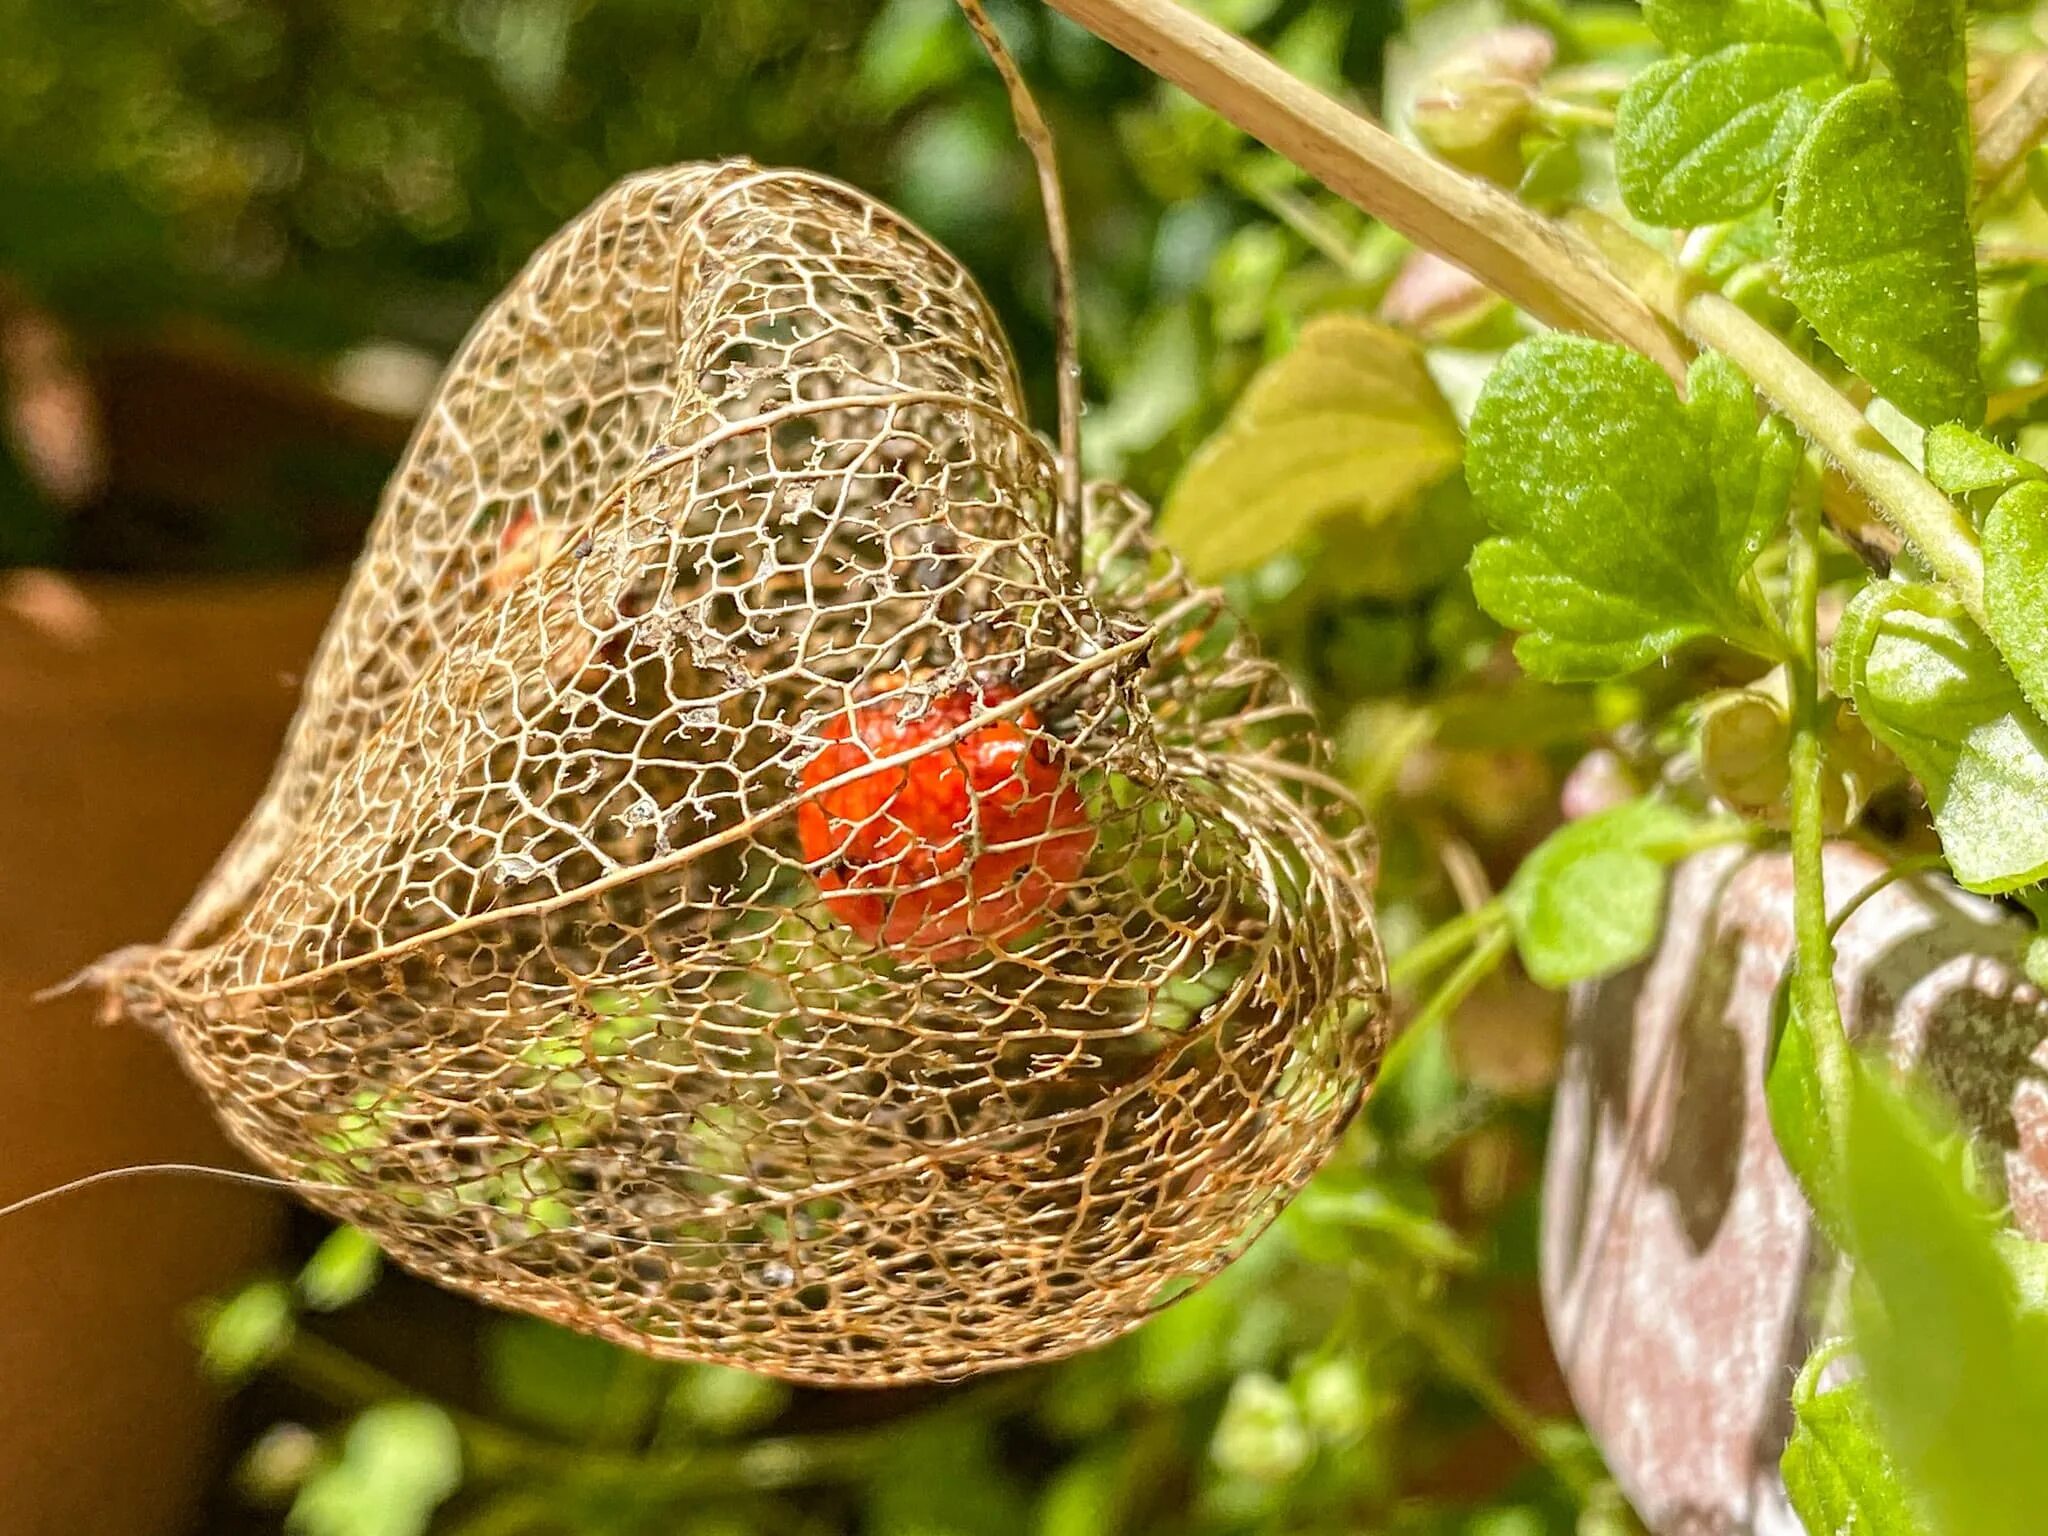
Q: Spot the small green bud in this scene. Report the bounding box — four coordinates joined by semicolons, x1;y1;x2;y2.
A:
1211;1372;1313;1483
1410;26;1558;186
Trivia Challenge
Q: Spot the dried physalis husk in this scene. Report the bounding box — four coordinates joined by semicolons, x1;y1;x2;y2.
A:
106;161;1385;1385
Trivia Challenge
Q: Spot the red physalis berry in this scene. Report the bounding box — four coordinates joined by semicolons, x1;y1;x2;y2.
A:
488;502;563;594
796;676;1096;960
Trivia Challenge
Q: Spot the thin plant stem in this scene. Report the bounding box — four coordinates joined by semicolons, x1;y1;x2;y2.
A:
1378;1277;1599;1502
1227;166;1376;277
1785;469;1856;1160
957;0;1085;577
1379;923;1514;1088
1387;901;1506;992
1825;853;1950;943
272;1327;1025;1496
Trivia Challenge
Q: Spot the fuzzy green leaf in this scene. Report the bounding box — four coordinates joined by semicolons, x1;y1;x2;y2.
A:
1160;313;1463;578
1616;44;1841;226
1766;996;1848;1237
1848;0;1966;103
1780;1348;1925;1536
1781;81;1983;426
1844;1069;2048;1536
1925;425;2043;496
1504;799;1698;986
1463;337;1788;677
1643;0;1835;52
1834;581;2048;892
1691;350;1803;580
1984;482;2048;725
1468;539;1712;681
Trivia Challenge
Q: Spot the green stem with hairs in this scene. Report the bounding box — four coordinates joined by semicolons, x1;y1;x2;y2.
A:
1785;469;1856;1166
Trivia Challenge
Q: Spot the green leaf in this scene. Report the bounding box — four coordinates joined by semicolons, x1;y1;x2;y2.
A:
1160;313;1463;579
1843;1068;2048;1536
1643;0;1835;52
1503;798;1698;986
1925;425;2043;496
1463;337;1789;678
1984;482;2048;723
1691;350;1803;579
200;1279;294;1384
1834;581;2048;892
1211;1373;1313;1483
1766;992;1848;1236
1780;80;1983;426
1847;0;1965;103
297;1225;383;1313
1468;538;1710;681
1780;1345;1927;1535
1616;45;1841;225
666;1363;788;1437
288;1403;462;1536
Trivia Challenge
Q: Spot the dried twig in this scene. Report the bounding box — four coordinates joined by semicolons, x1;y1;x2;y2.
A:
1038;0;1688;381
956;0;1086;576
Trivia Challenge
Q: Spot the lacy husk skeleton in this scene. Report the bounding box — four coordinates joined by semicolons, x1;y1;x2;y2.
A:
104;21;1386;1386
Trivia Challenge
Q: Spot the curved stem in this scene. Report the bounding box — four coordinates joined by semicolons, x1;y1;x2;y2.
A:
1387;900;1506;992
958;0;1085;578
275;1326;1031;1496
1785;470;1855;1160
1378;922;1513;1089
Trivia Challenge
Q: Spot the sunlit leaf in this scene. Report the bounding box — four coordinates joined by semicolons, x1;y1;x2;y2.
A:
1982;482;2048;723
1781;81;1983;426
1843;1069;2048;1536
288;1403;461;1536
1780;1345;1926;1535
1834;581;2048;892
1463;337;1789;678
1924;425;2041;496
297;1225;383;1313
1503;798;1699;986
200;1279;294;1384
1643;0;1834;52
1160;314;1462;579
1616;44;1840;225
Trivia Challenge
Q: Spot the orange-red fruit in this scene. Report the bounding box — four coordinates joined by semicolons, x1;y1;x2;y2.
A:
796;679;1095;960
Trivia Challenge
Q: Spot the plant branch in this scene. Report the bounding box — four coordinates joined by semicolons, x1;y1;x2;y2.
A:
1038;0;1991;622
1036;0;1688;382
1785;469;1855;1163
1387;901;1507;992
1377;1276;1599;1502
275;1326;1029;1498
1378;922;1513;1089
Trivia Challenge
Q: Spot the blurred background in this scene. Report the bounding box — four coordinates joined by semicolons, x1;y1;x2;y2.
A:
0;1;1633;1534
